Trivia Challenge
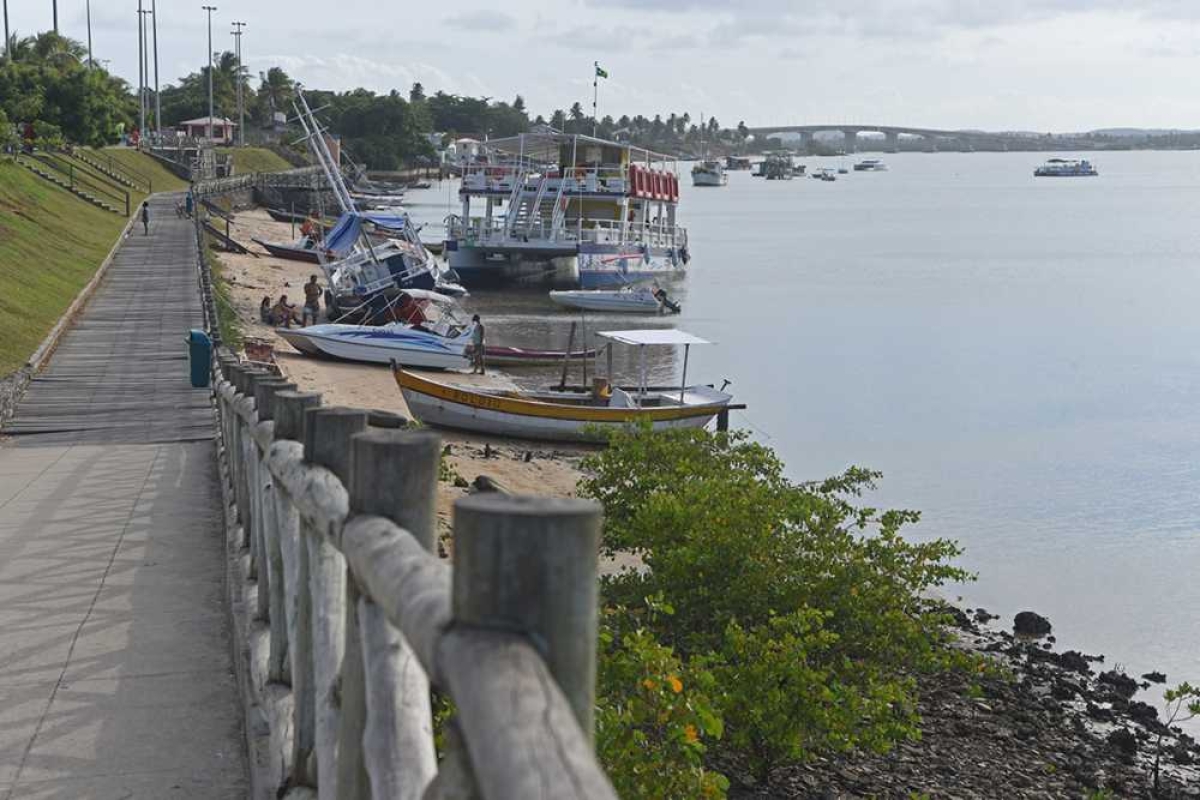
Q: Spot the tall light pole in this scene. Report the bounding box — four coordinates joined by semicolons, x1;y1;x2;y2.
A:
152;0;160;132
85;0;92;67
202;5;217;141
4;0;10;61
137;2;145;136
232;22;245;146
52;0;57;34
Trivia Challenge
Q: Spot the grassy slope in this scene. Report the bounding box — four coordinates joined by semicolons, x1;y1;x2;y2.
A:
99;148;189;199
0;159;130;374
219;147;292;175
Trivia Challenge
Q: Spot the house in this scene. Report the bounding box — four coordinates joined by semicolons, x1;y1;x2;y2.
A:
178;116;237;144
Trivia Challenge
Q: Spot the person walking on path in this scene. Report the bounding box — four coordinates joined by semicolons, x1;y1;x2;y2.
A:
470;314;486;375
141;202;150;235
302;275;321;327
184;191;194;218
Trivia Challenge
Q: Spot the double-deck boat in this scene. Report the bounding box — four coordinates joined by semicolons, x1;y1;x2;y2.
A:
691;159;728;187
444;130;689;288
1034;158;1098;177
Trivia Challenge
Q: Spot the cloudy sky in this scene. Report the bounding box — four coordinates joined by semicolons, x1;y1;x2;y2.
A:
10;0;1200;130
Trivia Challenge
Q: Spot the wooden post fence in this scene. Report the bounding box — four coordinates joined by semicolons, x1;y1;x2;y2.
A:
211;353;616;800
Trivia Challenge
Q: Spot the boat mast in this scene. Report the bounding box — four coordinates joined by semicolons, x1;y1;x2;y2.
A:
293;85;356;214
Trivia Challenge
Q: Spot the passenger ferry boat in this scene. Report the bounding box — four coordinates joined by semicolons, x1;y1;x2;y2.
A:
853;159;888;172
1034;158;1098;177
444;130;689;288
691;159;728;187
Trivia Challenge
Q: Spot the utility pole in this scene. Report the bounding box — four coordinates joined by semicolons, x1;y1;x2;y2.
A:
3;0;10;62
52;0;57;34
202;6;217;141
232;22;246;146
152;0;160;132
85;0;92;67
137;2;145;136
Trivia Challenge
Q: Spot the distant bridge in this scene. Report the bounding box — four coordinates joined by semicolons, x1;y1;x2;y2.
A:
744;124;1072;153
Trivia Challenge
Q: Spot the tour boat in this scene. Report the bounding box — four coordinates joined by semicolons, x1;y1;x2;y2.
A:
548;286;680;314
853;159;888;171
763;152;796;180
443;129;689;288
1034;158;1098;177
691;159;728;187
393;329;734;442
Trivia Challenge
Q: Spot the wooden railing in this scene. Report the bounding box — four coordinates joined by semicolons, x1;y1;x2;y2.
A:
212;356;616;800
191;165;327;199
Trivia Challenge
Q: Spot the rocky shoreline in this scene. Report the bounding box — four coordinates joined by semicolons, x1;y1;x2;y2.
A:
733;608;1200;799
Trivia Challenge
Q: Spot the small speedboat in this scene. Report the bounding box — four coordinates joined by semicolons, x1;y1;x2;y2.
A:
276;322;472;369
549;286;680;314
253;236;325;263
394;329;735;442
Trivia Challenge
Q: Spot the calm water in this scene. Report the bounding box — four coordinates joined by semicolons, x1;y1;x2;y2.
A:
406;151;1200;688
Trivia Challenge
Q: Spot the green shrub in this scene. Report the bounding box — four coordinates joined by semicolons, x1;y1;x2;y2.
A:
582;426;974;786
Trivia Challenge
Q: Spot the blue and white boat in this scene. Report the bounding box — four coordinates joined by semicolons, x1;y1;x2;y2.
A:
1034;158;1098;177
444;129;690;288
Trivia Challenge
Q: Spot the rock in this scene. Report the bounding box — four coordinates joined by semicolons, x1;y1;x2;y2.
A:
523;450;533;462
1059;650;1092;674
1099;670;1139;699
1106;728;1138;758
470;474;508;494
452;475;469;489
1142;670;1167;684
1086;702;1114;721
1127;701;1159;726
1014;611;1052;637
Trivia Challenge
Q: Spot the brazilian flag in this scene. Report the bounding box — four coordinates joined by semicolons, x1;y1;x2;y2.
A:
595;64;609;79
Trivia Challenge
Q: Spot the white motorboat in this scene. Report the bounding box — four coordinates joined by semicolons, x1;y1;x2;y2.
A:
549;286;680;314
812;168;837;182
691;159;728;187
276;322;473;369
853;159;888;172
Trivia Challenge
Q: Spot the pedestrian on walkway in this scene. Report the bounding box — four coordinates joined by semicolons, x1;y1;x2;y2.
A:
184;191;194;218
141;202;150;236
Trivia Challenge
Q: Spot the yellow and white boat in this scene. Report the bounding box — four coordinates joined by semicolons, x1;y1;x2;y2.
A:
392;330;735;443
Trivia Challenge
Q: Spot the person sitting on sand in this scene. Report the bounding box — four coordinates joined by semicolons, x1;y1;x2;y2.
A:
259;296;273;324
272;295;299;328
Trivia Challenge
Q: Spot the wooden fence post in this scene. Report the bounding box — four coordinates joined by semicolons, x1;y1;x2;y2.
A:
304;407;367;799
242;370;275;581
274;390;322;442
451;495;602;739
249;377;295;622
342;430;441;799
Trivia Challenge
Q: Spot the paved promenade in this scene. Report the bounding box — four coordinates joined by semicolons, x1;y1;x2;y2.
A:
0;196;247;798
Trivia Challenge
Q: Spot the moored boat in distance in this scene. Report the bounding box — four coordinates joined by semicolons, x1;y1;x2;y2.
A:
812;167;837;182
724;155;752;171
691;159;729;187
853;159;888;171
393;329;735;442
1034;158;1098;177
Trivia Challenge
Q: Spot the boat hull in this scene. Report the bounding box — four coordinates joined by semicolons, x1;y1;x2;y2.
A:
476;345;598;367
254;238;323;263
577;244;685;289
276;325;469;369
691;173;728;187
395;369;729;443
549;290;664;313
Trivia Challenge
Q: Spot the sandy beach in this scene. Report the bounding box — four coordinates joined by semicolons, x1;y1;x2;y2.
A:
212;208;593;539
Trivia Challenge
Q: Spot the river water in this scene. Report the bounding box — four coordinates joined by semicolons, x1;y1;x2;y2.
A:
405;151;1200;688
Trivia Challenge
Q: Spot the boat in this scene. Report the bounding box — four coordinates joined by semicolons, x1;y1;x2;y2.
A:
253;235;324;263
853;159;888;172
812;168;837;182
265;207;336;225
393;329;734;442
276;323;473;369
474;345;599;367
408;180;433;190
837;167;849;175
548;286;680;314
763;152;795;180
1034;158;1098;177
444;129;689;288
724;156;752;171
691;159;728;187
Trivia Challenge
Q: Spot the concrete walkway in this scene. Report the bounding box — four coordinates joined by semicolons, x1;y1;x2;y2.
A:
0;196;247;798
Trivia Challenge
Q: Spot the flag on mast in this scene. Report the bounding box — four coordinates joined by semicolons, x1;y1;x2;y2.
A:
595;63;609;79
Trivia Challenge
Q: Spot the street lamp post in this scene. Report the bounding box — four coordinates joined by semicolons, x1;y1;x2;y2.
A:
202;5;217;141
152;0;160;132
136;2;145;136
4;0;10;62
232;22;246;146
52;0;57;34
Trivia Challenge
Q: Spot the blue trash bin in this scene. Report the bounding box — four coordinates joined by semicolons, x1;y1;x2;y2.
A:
187;329;212;388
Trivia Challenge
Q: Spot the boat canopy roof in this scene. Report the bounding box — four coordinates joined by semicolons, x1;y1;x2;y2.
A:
324;211;409;255
485;129;673;165
598;329;712;346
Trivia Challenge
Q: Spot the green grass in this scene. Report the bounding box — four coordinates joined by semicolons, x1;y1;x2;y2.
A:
0;159;131;375
218;147;292;175
98;147;189;198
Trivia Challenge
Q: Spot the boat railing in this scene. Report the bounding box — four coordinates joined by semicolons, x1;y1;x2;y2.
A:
461;165;633;197
214;362;615;799
448;215;687;250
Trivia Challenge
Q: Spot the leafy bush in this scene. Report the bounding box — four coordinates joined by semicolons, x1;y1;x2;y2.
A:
582;426;974;789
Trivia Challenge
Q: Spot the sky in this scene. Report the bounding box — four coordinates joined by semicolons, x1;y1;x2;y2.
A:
8;0;1200;131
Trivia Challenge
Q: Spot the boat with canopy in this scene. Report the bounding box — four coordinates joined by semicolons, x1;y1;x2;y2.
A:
392;329;735;442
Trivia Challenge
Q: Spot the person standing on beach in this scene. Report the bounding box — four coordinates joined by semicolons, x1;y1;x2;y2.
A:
470;314;486;375
302;275;321;327
141;202;150;235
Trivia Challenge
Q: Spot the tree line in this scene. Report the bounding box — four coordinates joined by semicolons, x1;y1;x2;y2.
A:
2;32;750;169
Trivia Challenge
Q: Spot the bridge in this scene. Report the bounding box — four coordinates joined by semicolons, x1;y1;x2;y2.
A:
745;124;1064;153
